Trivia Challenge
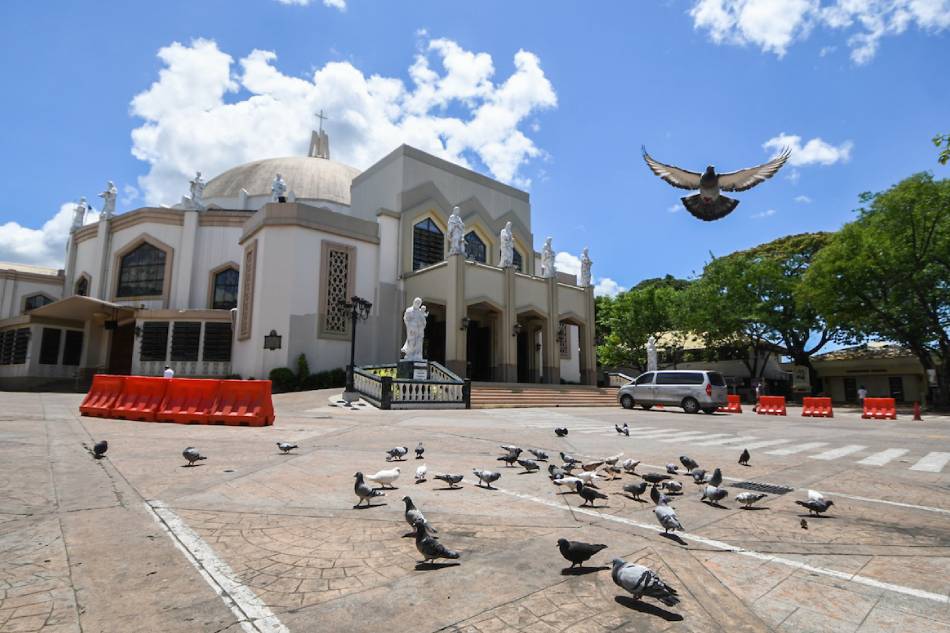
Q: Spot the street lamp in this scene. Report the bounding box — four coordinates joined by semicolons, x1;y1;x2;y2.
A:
337;295;373;398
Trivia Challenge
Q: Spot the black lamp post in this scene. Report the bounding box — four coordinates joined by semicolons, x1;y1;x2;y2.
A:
337;295;373;394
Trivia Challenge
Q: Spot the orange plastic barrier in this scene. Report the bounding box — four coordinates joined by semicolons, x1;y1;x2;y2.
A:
109;376;169;421
756;395;787;416
208;380;275;426
862;397;897;420
802;396;834;418
158;378;221;424
717;394;742;414
79;375;127;417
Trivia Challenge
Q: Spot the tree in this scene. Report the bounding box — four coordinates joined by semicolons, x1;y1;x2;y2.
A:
934;133;950;165
596;276;689;373
803;173;950;406
681;233;839;389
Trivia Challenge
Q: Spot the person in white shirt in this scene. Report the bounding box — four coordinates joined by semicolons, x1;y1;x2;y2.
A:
857;385;867;403
163;365;175;379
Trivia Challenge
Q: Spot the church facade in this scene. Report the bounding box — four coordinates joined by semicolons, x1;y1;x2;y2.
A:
0;134;596;389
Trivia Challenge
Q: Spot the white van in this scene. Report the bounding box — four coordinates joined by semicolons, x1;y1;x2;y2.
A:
617;370;728;414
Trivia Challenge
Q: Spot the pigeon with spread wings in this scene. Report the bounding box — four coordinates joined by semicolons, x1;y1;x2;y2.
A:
642;146;790;221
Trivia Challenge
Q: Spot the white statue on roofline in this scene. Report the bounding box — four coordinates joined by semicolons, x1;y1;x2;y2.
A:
499;221;514;268
447;206;464;256
541;237;555;278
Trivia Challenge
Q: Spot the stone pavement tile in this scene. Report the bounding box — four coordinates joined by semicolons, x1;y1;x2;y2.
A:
763;573;878;625
778;607;859;632
856;555;950;597
751;596;798;628
694;551;796;602
858;604;950;633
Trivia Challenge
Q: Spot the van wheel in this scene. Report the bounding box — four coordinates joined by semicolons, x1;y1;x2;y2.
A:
682;397;700;414
641;404;653;410
620;394;634;409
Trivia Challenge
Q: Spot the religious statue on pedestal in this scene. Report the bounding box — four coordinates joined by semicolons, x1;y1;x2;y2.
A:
71;198;88;231
647;335;658;372
541;237;556;278
499;221;514;268
447;206;464;256
580;247;592;287
188;171;206;210
271;173;288;202
401;297;428;362
98;181;117;219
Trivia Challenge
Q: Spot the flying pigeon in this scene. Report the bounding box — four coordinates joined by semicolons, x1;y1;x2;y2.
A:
182;447;206;466
472;468;501;489
528;448;549;461
402;496;437;534
665;463;679;474
642;146;791;221
738;448;750;466
654;499;683;534
93;440;108;459
386;446;409;462
641;472;672;485
661;480;683;494
557;539;607;568
412;518;459;564
366;467;400;489
795;497;835;516
415;464;428;483
679;455;699;472
554;427;569;437
622;459;640;473
575;481;608;507
434;473;463;489
611;558;680;607
708;467;723;487
276;442;297;454
517;458;540;473
701;485;729;505
353;472;384;507
415;442;425;459
736;492;766;508
623;480;648;500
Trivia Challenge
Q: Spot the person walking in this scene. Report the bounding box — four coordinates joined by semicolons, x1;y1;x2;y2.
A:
753;381;763;412
857;384;868;405
163;365;175;379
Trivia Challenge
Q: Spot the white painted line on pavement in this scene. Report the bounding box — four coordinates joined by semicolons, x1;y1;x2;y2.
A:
658;433;732;444
694;435;758;446
469;481;949;605
856;449;909;466
766;442;828;455
909;452;950;473
809;445;867;461
738;439;792;451
649;431;711;443
145;501;290;633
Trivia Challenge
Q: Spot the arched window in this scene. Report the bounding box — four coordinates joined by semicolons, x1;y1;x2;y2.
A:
24;294;53;312
211;268;239;310
412;218;444;270
117;243;166;298
512;249;523;273
74;277;89;297
464;231;487;263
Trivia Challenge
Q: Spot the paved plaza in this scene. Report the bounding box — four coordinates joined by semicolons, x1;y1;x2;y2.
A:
1;391;949;633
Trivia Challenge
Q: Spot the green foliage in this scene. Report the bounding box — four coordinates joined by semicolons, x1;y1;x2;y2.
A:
934;133;950;165
300;368;348;390
296;353;310;382
268;367;297;392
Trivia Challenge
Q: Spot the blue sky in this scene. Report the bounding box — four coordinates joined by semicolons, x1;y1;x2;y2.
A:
1;0;948;294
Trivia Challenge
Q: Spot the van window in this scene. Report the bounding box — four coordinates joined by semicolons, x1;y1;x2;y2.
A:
707;371;726;386
635;372;654;385
655;372;704;385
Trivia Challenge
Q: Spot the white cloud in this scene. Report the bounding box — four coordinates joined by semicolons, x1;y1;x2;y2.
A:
130;37;556;205
690;0;950;64
667;203;681;213
750;208;777;219
795;194;813;203
0;202;100;268
121;184;140;206
763;132;853;166
555;251;581;278
594;277;625;297
274;0;343;8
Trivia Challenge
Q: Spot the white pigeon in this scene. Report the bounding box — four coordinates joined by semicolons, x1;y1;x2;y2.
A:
553;476;583;489
415;464;427;483
366;467;400;489
622;459;640;473
736;492;767;508
575;471;602;486
604;452;623;466
654;499;683;534
808;489;824;502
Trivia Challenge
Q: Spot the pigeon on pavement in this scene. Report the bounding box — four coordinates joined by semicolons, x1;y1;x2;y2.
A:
386;446;409;462
801;519;809;530
472;468;501;489
434;473;463;489
738;448;750;466
93;440;108;459
574;471;602;486
517;458;540;473
366;467;401;489
701;485;729;505
654;499;684;534
548;464;567;480
665;463;679;474
795;497;835;516
560;452;580;466
402;496;437;534
575;481;608;507
528;448;549;461
557;539;607;568
642;146;791;221
604;453;623;466
554;427;569;437
622;459;640;474
709;467;723;487
623;480;649;500
500;444;521;454
412;518;459;564
415;442;425;459
353;472;384;507
650;483;672;506
679;455;699;472
661;480;683;494
497;452;520;468
276;442;297;454
182;447;206;466
415;464;428;483
615;423;630;436
611;558;680;606
580;460;605;472
736;492;766;508
690;469;708;484
641;472;672;485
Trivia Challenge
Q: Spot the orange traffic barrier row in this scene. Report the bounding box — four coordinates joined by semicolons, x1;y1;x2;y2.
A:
802;396;834;418
79;375;274;426
862;397;897;420
756;395;787;416
717;394;742;414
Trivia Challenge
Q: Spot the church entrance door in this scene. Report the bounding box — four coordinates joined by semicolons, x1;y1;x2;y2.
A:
516;331;529;383
466;321;492;381
108;323;134;375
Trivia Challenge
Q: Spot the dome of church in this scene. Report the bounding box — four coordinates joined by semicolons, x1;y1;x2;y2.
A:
203;156;361;206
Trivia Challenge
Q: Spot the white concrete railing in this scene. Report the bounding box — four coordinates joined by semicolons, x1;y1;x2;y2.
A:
139;360;233;377
353;362;469;409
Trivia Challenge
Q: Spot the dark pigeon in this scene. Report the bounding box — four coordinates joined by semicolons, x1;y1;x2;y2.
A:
560;452;580;467
517;458;540;473
739;449;750;466
401;496;436;533
575;481;608;507
548;464;567;480
650;483;672;506
93;440;108;459
641;472;672;485
413;518;459;564
497;453;519;468
795;498;835;516
415;442;425;459
182;447;206;466
709;467;723;487
386;446;409;461
433;473;463;489
557;539;607;568
679;455;699;472
623;480;648;500
353;472;384;507
691;469;708;484
528;448;549;461
554;427;569;437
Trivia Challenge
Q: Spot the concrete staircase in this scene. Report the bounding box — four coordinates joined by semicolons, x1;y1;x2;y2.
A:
471;383;619;409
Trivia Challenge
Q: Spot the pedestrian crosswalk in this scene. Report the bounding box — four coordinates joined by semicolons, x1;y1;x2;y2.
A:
514;420;948;473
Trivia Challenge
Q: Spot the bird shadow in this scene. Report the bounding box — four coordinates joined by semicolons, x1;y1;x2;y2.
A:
702;501;729;509
415;561;461;570
622;495;648;503
659;533;687;546
180;464;205;468
741;506;770;511
738;463;751;467
517;471;539;475
352;502;387;510
432;486;463;491
561;565;609;576
797;513;835;519
373;486;398;491
615;596;684;621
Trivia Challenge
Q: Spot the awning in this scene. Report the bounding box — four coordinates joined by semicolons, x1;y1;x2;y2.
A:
28;296;136;322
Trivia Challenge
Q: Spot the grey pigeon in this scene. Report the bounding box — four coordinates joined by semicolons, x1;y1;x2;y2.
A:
182;447;206;466
517;458;540;473
621;458;640;473
661;480;683;494
623;480;648;500
654;500;683;534
353;472;384;507
701;485;728;505
557;539;607;568
528;448;548;461
611;558;680;606
642;146;791;221
472;468;501;489
665;463;679;474
401;496;437;533
641;472;672;485
738;448;750;466
415;442;425;459
650;484;672;506
433;473;463;489
615;423;629;436
93;440;108;459
276;442;297;454
412;518;459;564
500;444;521;454
580;460;605;472
679;455;699;472
560;451;579;466
708;467;723;487
386;446;409;461
795;498;835;516
497;452;519;468
575;480;608;507
736;492;766;508
554;427;569;437
548;464;567;480
691;469;708;484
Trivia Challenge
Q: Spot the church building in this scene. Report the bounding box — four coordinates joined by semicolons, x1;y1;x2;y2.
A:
0;130;596;390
